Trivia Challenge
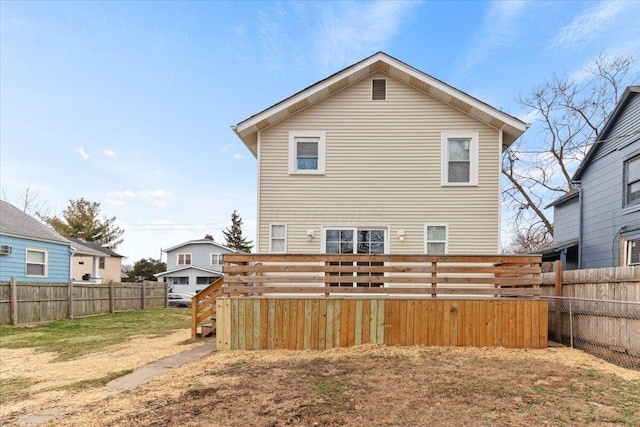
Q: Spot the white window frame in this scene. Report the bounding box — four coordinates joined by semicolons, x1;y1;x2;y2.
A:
210;253;223;266
371;78;387;101
624;155;640;206
177;253;192;266
270;224;287;253
424;224;449;255
288;131;326;175
25;248;48;277
626;238;640;266
441;132;479;186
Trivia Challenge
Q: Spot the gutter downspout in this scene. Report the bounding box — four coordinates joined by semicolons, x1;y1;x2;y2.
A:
577;184;583;269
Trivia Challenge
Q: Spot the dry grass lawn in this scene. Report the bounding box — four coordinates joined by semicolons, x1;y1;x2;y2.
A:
3;337;638;426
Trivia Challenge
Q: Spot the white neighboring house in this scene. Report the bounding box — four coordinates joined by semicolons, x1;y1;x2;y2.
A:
155;235;237;294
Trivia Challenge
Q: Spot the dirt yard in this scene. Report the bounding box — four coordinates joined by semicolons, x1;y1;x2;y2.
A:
2;332;639;426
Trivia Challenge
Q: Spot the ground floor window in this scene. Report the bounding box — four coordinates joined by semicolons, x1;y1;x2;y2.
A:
425;224;448;254
325;228;386;287
26;249;47;277
627;238;640;265
196;276;219;285
169;277;189;285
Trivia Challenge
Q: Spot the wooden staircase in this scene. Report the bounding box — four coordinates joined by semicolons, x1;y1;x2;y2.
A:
191;277;224;339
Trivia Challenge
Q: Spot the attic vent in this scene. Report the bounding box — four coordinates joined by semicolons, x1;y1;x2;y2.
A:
0;245;13;255
372;79;386;101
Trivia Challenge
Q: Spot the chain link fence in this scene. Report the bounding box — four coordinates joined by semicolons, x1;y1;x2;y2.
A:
543;296;640;370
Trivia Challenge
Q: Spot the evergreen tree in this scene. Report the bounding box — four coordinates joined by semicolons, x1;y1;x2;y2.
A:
122;258;166;282
222;210;253;252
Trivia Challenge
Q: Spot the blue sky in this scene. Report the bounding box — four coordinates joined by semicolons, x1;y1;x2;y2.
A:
1;0;639;263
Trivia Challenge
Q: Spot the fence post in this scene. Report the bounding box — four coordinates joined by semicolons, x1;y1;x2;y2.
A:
109;281;115;313
568;299;574;348
164;281;169;308
554;260;563;343
68;280;74;320
141;281;146;310
10;276;18;326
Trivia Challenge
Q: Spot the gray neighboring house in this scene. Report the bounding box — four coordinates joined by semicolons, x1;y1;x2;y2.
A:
541;86;640;269
155;235;237;294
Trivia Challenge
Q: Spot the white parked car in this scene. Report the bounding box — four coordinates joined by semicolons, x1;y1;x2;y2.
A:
168;293;193;308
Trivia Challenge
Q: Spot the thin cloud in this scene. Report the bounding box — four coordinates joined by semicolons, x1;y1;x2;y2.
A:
551;1;626;50
75;147;89;160
460;0;530;73
234;153;244;159
104;149;116;157
106;189;174;208
315;1;416;72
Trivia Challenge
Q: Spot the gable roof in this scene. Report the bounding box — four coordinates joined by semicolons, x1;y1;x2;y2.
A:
67;237;124;258
154;265;223;278
546;188;580;208
573;86;640;181
0;200;70;245
163;238;238;254
233;52;528;157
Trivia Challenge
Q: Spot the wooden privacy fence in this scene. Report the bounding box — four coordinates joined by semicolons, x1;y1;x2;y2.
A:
541;263;640;368
214;254;547;351
0;278;168;325
223;254;542;298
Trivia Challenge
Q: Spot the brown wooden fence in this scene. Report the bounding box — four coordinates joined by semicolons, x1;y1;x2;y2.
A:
0;278;168;325
541;263;640;368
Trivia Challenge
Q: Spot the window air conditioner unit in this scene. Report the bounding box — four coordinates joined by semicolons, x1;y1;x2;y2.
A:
0;245;13;255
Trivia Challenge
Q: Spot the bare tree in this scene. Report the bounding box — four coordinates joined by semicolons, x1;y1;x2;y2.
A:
1;182;50;218
502;54;636;252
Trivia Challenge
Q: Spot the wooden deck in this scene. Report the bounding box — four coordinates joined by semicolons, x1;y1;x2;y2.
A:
200;254;547;349
216;298;548;350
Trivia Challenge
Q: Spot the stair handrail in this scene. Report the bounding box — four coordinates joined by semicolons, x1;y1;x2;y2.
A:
191;276;225;339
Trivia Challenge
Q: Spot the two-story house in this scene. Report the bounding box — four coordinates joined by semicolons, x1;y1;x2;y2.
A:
542;86;640;269
233;52;527;255
155;235;237;293
0;200;72;283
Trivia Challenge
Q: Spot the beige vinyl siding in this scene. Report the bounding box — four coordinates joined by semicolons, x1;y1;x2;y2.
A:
258;72;501;254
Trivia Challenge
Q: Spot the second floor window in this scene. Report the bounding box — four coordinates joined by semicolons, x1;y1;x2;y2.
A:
441;132;478;186
625;155;640;206
177;253;191;265
289;131;326;174
211;253;223;265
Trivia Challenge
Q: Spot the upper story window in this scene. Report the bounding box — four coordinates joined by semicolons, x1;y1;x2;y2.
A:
425;225;448;255
625;155;640;206
211;253;223;266
177;253;191;265
289;131;326;174
270;224;287;253
26;248;47;277
372;79;386;100
627;238;640;265
441;132;479;186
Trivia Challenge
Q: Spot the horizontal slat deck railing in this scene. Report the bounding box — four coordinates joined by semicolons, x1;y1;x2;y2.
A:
191;277;225;339
222;254;542;298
